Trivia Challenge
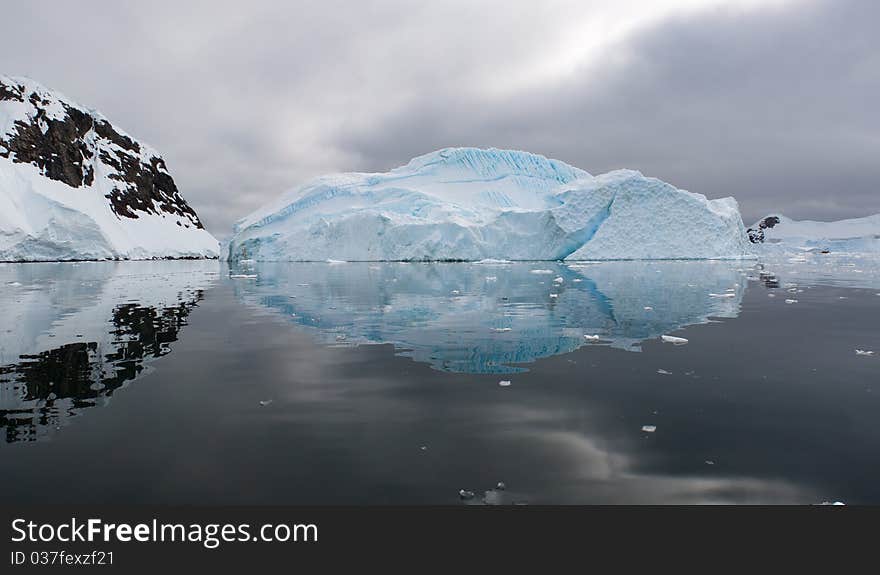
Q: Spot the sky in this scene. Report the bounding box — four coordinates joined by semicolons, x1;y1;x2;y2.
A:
1;0;877;237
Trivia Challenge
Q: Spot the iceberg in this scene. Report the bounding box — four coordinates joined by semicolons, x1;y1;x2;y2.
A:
748;213;880;253
226;147;752;261
0;75;219;261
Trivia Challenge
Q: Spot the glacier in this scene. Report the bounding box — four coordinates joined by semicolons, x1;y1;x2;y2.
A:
0;75;219;262
227;147;753;262
749;213;880;253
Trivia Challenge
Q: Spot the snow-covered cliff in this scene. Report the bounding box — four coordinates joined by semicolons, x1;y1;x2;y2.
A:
0;75;219;261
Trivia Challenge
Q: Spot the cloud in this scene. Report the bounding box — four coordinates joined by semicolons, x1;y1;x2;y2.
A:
1;0;875;235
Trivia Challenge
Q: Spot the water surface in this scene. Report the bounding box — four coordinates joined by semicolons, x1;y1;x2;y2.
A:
1;257;877;504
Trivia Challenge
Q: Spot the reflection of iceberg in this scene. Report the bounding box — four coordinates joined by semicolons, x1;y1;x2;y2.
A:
0;261;217;443
230;261;748;373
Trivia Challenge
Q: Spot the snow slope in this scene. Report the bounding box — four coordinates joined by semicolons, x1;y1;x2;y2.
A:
749;214;880;253
0;75;219;261
227;148;752;261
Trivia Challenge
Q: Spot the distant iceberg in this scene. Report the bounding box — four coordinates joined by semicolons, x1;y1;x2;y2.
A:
226;147;752;262
749;213;880;253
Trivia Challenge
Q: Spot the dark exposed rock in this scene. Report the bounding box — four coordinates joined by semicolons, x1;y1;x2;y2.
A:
0;76;204;229
747;216;781;244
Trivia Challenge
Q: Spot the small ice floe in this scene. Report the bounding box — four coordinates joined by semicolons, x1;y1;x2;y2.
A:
459;489;475;500
661;335;689;345
335;334;347;341
657;369;672;375
641;425;657;433
485;276;498;281
258;400;273;407
583;334;601;342
705;460;715;465
768;293;776;297
229;274;257;279
530;269;554;275
785;299;798;304
553;276;564;284
491;327;512;332
475;258;511;265
817;501;845;506
709;293;736;298
498;380;512;387
572;278;583;283
420;445;428;451
496;481;506;491
549;293;558;298
7;281;21;287
855;349;874;356
644;306;654;311
326;259;347;264
451;290;460;295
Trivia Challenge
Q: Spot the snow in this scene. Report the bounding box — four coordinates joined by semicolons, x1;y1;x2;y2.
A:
753;213;880;254
226;147;753;262
0;75;219;262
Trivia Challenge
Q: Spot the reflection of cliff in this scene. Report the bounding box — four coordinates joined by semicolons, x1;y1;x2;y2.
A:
231;261;749;373
0;261;216;443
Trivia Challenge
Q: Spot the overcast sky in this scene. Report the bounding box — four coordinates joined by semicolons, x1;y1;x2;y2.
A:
2;0;876;236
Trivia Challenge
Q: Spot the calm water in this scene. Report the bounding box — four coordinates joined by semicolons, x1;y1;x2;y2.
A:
1;256;878;504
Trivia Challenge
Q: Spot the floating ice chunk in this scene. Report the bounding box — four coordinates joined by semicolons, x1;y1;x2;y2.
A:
496;481;506;491
451;290;460;295
657;369;672;375
785;299;798;304
258;400;273;406
708;293;736;298
530;269;554;275
817;501;845;506
498;380;512;387
475;259;511;264
572;278;582;282
768;293;776;297
335;334;347;341
641;425;657;433
705;460;715;465
229;274;257;279
855;349;874;356
326;259;347;264
485;276;498;281
553;276;564;284
661;335;689;345
549;293;558;298
583;334;601;342
491;327;512;332
644;306;653;311
459;489;475;500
